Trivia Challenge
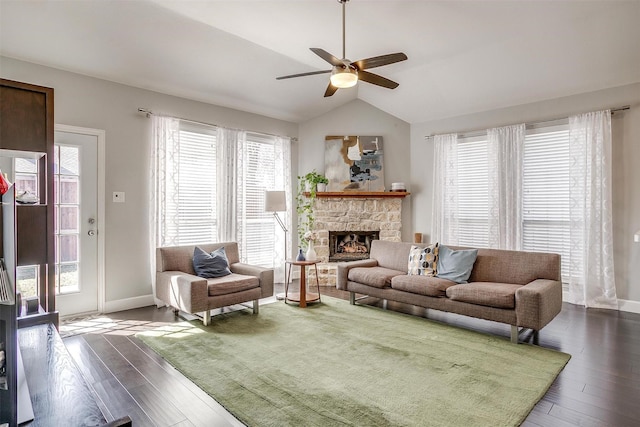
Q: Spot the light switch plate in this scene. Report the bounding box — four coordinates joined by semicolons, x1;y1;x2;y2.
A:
113;191;125;203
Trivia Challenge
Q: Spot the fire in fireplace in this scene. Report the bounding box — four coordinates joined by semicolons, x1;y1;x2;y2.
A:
329;231;380;262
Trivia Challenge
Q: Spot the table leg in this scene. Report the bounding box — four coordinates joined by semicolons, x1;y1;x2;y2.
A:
299;264;307;308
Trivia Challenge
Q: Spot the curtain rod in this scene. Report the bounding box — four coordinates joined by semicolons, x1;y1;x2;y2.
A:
137;108;298;142
423;105;631;140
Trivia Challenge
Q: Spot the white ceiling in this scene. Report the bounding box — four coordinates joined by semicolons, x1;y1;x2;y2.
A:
1;0;639;124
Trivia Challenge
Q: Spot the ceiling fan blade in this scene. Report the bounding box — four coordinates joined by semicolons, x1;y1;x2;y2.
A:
324;83;339;97
353;52;408;71
311;48;344;67
276;69;331;80
358;70;399;89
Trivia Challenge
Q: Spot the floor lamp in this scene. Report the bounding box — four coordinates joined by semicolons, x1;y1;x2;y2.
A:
265;191;288;298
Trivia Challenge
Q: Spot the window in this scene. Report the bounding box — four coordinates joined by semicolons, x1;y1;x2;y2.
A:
522;125;571;284
174;124;217;245
155;119;289;272
239;133;279;267
453;123;571;285
457;136;489;248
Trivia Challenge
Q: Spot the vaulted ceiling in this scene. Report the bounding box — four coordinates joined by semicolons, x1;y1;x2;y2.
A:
1;1;639;124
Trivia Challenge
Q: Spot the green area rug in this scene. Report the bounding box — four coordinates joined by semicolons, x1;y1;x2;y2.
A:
137;297;570;427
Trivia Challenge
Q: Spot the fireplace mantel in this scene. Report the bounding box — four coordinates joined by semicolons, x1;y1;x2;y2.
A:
304;191;410;199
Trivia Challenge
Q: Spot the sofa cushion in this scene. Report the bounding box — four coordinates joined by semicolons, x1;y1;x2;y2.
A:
436;246;478;284
391;275;456;297
207;273;259;297
348;266;404;289
193;246;232;278
446;282;522;309
407;243;438;276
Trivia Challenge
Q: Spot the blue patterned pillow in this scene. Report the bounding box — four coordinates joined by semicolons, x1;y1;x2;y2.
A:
436;245;478;283
407;243;439;276
193;246;232;278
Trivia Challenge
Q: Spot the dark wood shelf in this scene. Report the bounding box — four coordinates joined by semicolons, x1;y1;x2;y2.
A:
305;191;410;198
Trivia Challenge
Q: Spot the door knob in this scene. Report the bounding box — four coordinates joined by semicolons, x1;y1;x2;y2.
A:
88;218;96;224
88;230;96;236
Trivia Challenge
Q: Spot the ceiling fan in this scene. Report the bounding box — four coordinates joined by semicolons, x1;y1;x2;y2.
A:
276;0;408;97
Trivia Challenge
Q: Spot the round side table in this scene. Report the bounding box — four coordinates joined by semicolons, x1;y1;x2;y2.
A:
284;259;321;307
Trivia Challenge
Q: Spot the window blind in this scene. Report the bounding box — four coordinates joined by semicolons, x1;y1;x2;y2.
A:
240;133;278;267
522;125;571;284
453;124;572;287
457;137;489;247
175;128;217;245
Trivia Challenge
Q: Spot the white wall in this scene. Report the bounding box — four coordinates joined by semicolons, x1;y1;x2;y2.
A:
411;83;640;304
1;57;298;309
297;100;412;243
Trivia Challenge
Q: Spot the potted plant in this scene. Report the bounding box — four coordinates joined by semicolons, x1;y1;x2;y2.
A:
296;170;329;246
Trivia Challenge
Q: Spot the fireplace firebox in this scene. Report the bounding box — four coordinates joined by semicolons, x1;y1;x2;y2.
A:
329;231;380;262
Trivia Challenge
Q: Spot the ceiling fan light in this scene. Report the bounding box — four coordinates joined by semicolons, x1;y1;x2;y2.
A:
330;67;358;88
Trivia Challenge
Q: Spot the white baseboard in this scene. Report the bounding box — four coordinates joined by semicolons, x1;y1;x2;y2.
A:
563;291;640;314
618;298;640;314
103;294;155;313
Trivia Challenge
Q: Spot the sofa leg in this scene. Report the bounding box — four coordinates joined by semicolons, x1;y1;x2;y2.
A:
173;308;179;316
349;292;355;305
203;310;211;326
533;330;539;345
511;325;519;344
253;299;259;314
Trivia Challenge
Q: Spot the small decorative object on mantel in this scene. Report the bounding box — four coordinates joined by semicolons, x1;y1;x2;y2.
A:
391;182;406;192
296;248;306;262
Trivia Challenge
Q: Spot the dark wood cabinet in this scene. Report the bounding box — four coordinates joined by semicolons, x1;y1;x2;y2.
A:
0;79;56;427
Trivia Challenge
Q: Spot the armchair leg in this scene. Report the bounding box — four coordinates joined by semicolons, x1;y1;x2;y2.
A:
349;292;355;305
253;299;259;314
203;310;211;326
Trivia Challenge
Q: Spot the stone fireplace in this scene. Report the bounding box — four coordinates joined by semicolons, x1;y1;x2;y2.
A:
307;192;407;286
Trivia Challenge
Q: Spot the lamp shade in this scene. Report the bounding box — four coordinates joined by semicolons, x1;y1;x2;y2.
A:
265;190;286;212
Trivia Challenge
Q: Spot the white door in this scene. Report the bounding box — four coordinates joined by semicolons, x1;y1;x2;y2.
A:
54;126;103;316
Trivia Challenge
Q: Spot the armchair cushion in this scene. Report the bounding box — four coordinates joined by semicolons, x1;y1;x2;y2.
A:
193;246;232;278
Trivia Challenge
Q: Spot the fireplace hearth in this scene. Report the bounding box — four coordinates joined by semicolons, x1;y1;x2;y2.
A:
329;231;379;262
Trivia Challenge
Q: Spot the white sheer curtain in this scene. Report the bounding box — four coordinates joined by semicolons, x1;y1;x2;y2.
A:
149;115;181;306
567;110;617;309
487;124;525;250
216;127;243;242
431;133;459;244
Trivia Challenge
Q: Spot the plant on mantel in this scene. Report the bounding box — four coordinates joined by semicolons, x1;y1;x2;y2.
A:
296;170;329;247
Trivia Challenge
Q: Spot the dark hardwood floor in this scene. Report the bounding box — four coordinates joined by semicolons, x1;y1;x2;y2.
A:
60;283;640;427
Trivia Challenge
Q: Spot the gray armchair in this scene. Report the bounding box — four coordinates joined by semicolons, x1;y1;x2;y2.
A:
155;242;274;325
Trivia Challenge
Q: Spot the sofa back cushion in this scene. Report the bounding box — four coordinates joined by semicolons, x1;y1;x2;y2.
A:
157;242;240;274
369;240;414;272
368;241;560;285
452;246;561;285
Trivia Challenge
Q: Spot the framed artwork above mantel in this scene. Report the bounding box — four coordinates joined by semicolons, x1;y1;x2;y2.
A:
325;135;385;192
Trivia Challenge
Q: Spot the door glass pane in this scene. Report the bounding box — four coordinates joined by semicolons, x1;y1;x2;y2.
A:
58;263;79;294
60;176;79;204
59;234;78;263
60;146;79;175
60;206;79;233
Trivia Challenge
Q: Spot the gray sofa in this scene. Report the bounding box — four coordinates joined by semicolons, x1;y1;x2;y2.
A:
156;242;274;325
337;240;562;343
